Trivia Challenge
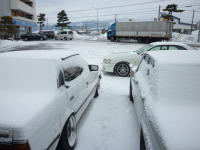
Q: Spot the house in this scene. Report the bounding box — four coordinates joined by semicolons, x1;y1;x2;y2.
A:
173;16;197;34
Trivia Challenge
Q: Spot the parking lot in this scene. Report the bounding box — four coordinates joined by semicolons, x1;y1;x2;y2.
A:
3;39;200;150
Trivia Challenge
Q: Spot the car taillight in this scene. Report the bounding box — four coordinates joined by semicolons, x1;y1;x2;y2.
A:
0;142;31;150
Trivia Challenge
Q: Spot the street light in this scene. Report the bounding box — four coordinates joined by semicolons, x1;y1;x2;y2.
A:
91;7;98;33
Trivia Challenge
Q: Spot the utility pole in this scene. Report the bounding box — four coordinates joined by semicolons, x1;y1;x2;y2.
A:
190;10;195;35
158;5;161;21
198;21;200;43
46;17;48;30
91;7;98;33
115;14;117;23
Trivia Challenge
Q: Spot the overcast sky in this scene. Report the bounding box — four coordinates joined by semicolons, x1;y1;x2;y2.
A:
35;0;200;25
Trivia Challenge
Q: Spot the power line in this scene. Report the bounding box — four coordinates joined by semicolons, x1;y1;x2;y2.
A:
67;0;170;12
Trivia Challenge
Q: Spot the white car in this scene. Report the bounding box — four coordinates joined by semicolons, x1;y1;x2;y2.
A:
102;42;195;77
0;50;101;150
55;30;74;40
130;50;200;150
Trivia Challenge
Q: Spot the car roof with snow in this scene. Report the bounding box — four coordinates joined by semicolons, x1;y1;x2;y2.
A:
145;50;200;65
137;50;200;150
150;41;190;46
0;50;78;61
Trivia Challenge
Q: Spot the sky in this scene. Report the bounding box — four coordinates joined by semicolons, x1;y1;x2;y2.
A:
35;0;200;25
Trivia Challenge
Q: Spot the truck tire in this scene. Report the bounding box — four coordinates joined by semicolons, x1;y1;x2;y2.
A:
144;37;151;43
137;37;143;43
110;37;115;42
56;115;77;150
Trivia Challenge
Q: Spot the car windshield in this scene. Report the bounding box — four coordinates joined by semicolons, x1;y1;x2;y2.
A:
136;44;153;55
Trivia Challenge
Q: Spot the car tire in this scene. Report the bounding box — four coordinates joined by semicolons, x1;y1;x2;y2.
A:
137;37;143;43
57;115;77;150
40;37;44;41
24;38;28;41
115;62;130;77
94;79;100;98
64;37;67;40
55;37;58;40
129;80;134;102
140;130;146;150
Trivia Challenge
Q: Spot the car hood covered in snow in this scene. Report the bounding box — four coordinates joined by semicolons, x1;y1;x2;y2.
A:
104;51;138;63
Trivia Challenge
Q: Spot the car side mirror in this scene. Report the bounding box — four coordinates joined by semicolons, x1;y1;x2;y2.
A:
89;65;99;71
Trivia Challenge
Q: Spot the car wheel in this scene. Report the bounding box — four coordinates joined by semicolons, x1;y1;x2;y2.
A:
55;37;58;40
24;38;28;41
70;39;73;40
57;115;77;150
40;37;44;41
115;62;130;77
140;130;146;150
64;37;67;40
129;80;134;102
137;37;143;43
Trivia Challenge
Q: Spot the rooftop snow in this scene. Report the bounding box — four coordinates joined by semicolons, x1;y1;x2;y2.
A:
146;50;200;65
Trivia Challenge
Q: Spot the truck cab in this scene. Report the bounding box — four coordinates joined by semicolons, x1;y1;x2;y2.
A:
107;23;116;41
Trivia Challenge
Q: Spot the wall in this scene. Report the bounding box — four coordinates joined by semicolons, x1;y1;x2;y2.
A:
0;0;11;17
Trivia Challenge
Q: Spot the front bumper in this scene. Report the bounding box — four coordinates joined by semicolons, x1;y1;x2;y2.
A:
102;63;115;73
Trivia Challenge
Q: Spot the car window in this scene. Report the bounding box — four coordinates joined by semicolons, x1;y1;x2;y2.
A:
62;55;90;82
136;44;153;55
161;46;168;50
173;45;187;50
168;46;179;50
61;31;67;34
149;46;161;51
69;31;73;34
64;66;83;82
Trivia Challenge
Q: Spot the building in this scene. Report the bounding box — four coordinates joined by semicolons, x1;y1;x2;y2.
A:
0;0;37;38
173;16;197;34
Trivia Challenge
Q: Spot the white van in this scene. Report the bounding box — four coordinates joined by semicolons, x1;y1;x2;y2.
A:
55;30;74;40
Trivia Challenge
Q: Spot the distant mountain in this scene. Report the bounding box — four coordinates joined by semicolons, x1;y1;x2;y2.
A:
33;20;114;31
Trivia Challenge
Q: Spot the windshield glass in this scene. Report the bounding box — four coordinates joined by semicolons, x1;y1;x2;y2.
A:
136;44;153;55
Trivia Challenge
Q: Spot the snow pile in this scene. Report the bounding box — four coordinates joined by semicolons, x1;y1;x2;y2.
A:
0;40;37;53
172;30;199;44
134;50;200;149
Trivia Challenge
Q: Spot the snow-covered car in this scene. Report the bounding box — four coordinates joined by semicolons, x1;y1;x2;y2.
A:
130;50;200;150
55;30;74;40
0;50;101;150
102;42;195;77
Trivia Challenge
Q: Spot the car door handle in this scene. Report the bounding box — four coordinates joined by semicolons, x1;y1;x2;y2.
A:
70;96;74;101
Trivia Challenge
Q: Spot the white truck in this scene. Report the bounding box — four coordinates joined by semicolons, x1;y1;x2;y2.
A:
107;21;173;43
0;50;101;150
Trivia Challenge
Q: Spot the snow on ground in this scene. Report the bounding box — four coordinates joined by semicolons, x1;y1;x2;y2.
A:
172;30;200;46
76;74;140;150
0;40;37;53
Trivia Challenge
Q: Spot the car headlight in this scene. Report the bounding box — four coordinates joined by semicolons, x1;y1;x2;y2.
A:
103;59;111;64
